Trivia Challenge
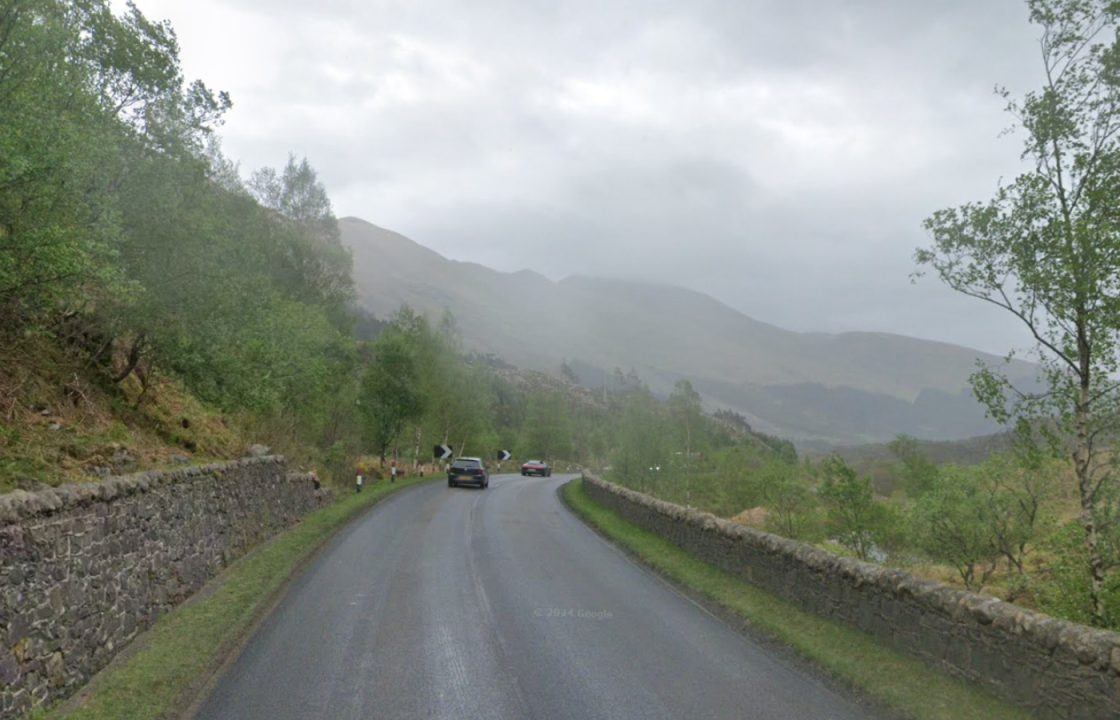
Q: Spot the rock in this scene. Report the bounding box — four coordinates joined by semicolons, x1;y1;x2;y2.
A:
170;455;190;465
0;652;18;685
247;444;270;458
46;652;64;686
47;423;61;431
109;448;136;473
15;477;47;492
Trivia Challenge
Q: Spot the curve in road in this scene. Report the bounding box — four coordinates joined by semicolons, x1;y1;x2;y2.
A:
196;474;878;719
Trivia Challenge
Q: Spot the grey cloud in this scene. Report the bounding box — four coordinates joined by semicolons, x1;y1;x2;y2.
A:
136;0;1045;355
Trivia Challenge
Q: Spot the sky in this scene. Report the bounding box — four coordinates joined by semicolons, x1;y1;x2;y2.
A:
128;0;1046;355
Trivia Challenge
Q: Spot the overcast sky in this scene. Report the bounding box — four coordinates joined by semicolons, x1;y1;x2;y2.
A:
130;0;1046;355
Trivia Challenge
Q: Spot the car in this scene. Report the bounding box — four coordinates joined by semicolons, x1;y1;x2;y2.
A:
520;459;551;477
448;457;489;488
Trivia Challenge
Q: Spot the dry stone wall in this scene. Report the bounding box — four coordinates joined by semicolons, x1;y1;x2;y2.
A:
582;474;1120;720
0;457;327;718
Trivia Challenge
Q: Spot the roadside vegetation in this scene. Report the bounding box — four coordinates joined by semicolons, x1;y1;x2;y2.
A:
561;478;1031;720
604;0;1120;633
603;369;1120;629
0;0;622;491
0;0;367;489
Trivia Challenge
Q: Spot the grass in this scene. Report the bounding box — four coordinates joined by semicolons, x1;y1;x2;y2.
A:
0;336;246;493
39;475;433;720
561;478;1033;720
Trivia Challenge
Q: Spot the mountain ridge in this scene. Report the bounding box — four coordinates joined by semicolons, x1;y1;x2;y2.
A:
340;216;1035;445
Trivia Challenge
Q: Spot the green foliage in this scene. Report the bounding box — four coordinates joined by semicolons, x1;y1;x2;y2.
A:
249;154;353;319
888;434;940;497
910;465;1003;591
907;453;1056;593
517;390;574;461
360;324;425;459
817;457;891;561
605;384;816;521
917;0;1120;623
0;0;363;486
758;460;822;541
1033;521;1120;628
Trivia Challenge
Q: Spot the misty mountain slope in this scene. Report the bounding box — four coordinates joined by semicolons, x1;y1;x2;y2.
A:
341;217;1035;445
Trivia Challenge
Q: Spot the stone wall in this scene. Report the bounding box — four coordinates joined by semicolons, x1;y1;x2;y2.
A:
581;474;1120;720
0;457;327;718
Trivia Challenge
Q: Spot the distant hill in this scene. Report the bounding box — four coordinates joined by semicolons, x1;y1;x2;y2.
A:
341;217;1037;445
823;431;1016;467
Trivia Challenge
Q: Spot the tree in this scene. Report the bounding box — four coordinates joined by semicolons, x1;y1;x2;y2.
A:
757;460;819;540
911;466;1003;591
518;389;573;462
887;434;940;497
979;454;1054;579
250;155;352;317
0;0;226;323
612;389;670;492
668;379;703;505
817;457;890;561
360;325;424;461
917;0;1120;623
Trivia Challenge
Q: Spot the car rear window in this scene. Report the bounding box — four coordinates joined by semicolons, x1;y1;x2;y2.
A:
451;459;481;470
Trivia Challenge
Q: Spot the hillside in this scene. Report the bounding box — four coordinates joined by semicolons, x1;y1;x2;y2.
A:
0;337;248;493
342;217;1037;445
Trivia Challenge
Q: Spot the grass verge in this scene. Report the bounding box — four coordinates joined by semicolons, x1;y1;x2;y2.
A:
561;478;1032;720
40;476;433;720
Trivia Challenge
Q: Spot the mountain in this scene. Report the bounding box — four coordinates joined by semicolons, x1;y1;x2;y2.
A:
341;217;1037;445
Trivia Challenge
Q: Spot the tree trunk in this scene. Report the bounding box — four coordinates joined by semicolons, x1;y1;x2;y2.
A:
1075;406;1106;624
1074;308;1106;625
113;332;146;383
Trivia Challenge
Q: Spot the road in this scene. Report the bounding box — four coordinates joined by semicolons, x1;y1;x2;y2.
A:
196;474;877;720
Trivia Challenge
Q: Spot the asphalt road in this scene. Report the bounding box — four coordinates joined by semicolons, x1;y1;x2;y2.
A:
196;474;876;720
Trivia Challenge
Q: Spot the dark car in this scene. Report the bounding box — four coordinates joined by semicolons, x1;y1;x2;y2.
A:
448;457;489;488
520;459;551;477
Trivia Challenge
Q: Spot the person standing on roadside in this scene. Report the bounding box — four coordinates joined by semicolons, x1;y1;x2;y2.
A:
390;458;398;484
355;462;364;494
